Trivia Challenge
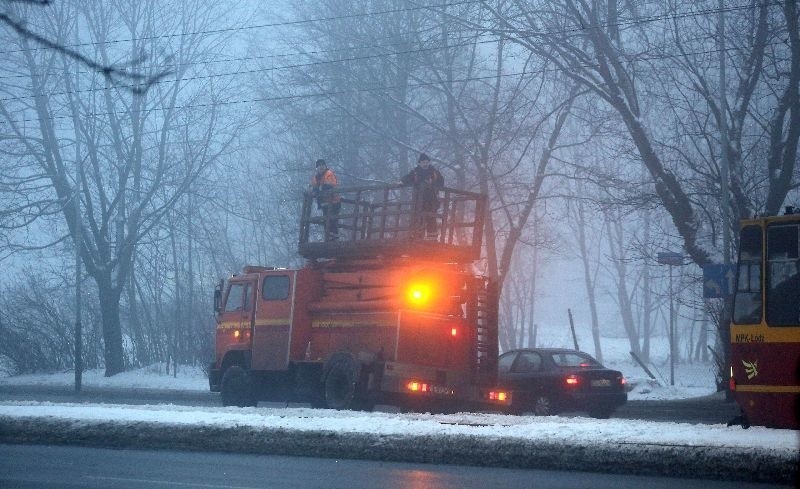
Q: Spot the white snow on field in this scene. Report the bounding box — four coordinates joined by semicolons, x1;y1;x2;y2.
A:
0;362;716;400
0;335;723;401
0;364;210;392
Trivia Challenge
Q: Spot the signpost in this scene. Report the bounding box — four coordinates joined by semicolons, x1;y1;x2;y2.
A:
657;251;684;386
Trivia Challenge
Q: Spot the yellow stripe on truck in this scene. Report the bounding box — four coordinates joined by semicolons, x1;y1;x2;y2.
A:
312;320;396;328
254;318;291;327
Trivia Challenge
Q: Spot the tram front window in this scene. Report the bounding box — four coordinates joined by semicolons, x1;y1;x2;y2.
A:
733;225;762;324
766;224;800;326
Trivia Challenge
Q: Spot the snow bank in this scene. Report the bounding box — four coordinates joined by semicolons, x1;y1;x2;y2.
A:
1;401;796;484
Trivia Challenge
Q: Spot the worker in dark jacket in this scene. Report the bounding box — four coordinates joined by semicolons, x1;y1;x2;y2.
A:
401;153;444;238
310;159;341;240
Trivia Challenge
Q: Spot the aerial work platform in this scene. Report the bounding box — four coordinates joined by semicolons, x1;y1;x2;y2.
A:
298;184;486;262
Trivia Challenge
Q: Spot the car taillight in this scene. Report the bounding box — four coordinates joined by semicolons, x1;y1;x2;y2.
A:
618;375;626;385
729;366;736;391
488;390;509;402
407;381;429;393
565;374;580;386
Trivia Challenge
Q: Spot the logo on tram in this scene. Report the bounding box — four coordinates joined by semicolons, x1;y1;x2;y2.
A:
742;360;758;380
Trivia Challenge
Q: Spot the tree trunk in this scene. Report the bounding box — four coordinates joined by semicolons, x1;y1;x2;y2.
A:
575;200;602;363
526;244;538;348
97;278;125;376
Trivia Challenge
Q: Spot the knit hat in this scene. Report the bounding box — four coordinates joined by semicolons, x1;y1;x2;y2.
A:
418;153;430;163
315;159;326;168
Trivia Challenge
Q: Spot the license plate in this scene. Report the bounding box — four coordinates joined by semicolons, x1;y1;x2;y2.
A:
591;379;611;387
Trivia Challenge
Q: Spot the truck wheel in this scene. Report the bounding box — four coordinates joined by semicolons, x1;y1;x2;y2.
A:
221;366;257;407
324;355;359;410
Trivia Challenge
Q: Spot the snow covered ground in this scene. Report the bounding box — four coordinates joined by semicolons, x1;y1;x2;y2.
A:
0;360;794;456
0;361;718;400
0;338;722;401
1;356;797;484
1;399;795;451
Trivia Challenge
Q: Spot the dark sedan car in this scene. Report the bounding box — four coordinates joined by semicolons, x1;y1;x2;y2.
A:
498;348;627;418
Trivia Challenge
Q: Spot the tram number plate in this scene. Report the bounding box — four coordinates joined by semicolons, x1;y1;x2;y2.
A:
591;379;611;387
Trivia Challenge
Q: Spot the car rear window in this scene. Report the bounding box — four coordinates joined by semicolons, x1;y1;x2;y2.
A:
550;352;601;368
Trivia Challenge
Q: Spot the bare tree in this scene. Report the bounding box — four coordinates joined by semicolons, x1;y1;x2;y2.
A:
0;0;237;375
568;195;605;362
478;0;800;267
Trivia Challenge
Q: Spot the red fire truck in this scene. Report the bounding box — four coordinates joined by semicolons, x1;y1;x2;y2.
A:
209;184;510;411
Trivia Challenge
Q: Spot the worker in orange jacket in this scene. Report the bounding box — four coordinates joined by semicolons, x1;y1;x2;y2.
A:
310;159;341;240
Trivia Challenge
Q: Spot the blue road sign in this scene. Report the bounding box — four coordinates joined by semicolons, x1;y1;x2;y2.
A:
703;264;736;298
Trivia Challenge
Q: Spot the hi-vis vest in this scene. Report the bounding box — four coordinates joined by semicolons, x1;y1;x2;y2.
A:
311;169;341;204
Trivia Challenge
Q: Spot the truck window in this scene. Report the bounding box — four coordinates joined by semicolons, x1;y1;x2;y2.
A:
224;283;244;312
262;275;290;301
243;283;252;311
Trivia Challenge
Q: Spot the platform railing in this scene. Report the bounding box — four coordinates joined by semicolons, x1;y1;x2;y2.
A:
299;184;486;261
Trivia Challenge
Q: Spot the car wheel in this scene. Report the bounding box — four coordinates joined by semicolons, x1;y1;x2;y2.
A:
533;395;555;416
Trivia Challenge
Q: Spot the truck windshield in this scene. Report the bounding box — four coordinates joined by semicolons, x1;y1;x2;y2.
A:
224;283;245;312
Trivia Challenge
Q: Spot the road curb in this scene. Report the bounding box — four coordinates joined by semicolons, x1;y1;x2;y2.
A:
1;416;796;484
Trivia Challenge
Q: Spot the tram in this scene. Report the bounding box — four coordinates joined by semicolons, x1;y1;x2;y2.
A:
730;208;800;429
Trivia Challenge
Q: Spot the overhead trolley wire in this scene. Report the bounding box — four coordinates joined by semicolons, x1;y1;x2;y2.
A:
0;0;484;56
0;0;780;58
0;39;785;127
0;0;785;101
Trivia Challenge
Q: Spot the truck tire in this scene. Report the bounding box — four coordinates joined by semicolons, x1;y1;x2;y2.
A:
221;366;257;407
323;354;360;410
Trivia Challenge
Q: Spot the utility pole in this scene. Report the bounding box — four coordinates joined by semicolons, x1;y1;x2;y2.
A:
719;0;735;401
658;252;684;386
74;164;83;393
668;265;675;386
73;48;83;393
719;0;731;266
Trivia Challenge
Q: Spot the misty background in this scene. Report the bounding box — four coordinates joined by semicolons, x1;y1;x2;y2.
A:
0;0;797;385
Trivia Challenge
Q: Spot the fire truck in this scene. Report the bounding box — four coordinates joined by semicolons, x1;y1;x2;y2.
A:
208;184;511;411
